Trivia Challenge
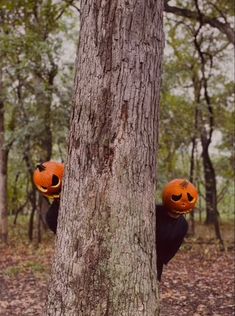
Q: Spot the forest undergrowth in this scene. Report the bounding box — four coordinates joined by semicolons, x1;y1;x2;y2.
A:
0;220;234;316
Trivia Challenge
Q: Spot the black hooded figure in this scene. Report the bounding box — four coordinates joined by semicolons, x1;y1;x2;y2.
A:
33;161;64;234
155;204;189;281
34;166;199;282
155;179;198;281
46;199;60;234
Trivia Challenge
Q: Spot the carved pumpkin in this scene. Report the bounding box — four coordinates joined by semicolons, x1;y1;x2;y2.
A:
162;179;198;216
33;161;64;199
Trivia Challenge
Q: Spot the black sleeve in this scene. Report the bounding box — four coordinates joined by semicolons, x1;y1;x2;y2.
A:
156;204;188;264
46;199;59;234
162;217;188;264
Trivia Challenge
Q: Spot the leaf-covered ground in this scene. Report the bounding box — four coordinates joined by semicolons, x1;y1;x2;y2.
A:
161;246;234;316
0;241;51;316
0;223;234;316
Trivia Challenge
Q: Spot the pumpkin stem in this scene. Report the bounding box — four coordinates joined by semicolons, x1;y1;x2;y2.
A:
36;163;46;172
180;180;189;188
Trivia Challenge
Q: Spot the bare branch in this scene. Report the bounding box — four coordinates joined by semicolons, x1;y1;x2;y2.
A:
55;0;80;21
164;0;235;45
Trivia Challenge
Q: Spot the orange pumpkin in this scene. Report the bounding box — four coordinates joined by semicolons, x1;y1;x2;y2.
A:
33;161;64;199
162;179;198;216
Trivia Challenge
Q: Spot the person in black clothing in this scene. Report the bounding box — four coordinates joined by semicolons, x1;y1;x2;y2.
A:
156;179;198;281
33;161;64;234
46;199;60;234
34;165;198;281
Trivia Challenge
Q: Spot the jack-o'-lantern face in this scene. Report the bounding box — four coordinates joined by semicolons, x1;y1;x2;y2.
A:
33;161;64;199
162;179;198;217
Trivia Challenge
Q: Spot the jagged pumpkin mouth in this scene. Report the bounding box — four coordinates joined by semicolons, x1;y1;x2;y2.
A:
44;193;61;199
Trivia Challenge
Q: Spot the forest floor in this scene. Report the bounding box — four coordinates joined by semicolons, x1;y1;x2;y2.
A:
0;221;234;316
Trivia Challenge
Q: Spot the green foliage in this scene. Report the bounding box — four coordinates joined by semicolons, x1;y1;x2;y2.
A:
159;1;234;218
0;0;78;215
1;0;234;227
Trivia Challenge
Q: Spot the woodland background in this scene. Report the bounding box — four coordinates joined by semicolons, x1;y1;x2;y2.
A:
0;1;234;315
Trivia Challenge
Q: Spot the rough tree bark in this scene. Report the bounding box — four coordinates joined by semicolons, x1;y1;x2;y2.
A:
46;0;164;315
0;68;8;243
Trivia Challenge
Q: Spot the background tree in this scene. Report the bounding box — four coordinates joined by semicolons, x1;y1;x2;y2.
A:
46;0;164;315
0;68;9;242
1;0;233;245
0;0;77;242
164;0;234;45
159;0;234;241
0;0;234;315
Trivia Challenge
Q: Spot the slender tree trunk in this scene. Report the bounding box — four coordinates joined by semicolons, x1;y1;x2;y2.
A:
201;132;217;225
188;101;199;235
0;69;8;243
34;78;53;162
28;189;37;241
36;210;42;246
192;28;224;246
188;135;196;235
201;131;224;248
188;72;201;236
46;1;164;315
33;58;55;241
198;182;202;223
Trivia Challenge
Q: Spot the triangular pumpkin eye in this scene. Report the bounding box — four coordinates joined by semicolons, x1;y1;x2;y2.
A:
52;175;59;186
187;193;194;202
171;194;182;201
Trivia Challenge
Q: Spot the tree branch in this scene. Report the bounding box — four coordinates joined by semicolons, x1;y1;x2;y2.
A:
164;1;235;45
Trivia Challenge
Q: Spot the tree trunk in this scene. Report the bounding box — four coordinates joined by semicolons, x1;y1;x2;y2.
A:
34;76;53;162
28;190;37;242
46;1;164;315
0;69;8;243
201;131;224;248
192;30;223;246
188;135;196;236
201;131;218;224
